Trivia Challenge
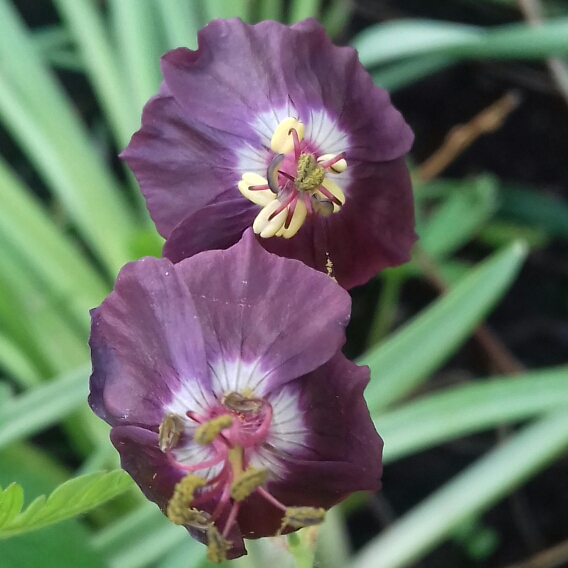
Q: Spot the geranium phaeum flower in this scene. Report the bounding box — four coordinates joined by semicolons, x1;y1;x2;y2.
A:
121;18;416;289
89;230;382;562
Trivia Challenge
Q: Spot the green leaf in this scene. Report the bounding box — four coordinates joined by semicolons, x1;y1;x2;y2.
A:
361;241;527;414
289;0;320;23
52;0;139;149
0;365;89;451
377;366;568;463
0;485;24;529
0;471;132;538
108;0;163;113
352;410;568;568
0;333;42;388
371;55;455;91
202;0;250;21
500;185;568;239
353;18;568;68
417;176;499;259
155;0;202;50
0;0;135;275
0;156;109;319
0;241;88;376
0;444;107;568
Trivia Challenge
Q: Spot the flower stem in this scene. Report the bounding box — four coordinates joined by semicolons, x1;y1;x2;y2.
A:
287;530;316;568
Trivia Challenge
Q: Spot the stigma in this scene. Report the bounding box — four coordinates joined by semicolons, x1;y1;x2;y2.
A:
238;117;347;239
160;390;325;563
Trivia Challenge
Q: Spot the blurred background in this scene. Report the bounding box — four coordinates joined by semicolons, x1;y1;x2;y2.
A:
0;1;567;568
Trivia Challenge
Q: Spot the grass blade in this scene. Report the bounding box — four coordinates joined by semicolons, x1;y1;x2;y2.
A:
377;366;568;463
361;241;527;414
353;410;568;568
0;366;90;451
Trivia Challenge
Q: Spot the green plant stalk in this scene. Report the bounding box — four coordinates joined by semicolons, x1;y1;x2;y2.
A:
354;17;568;68
289;0;320;22
0;156;109;318
0;366;90;451
108;0;163;113
155;0;202;50
352;410;568;568
288;531;315;568
53;0;139;149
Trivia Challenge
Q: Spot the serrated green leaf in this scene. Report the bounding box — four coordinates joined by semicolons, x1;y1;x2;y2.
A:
0;470;132;538
0;484;24;529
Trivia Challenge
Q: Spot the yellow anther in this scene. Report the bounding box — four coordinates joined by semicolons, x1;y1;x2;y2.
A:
252;200;288;238
158;413;185;452
222;391;263;414
275;199;307;239
230;467;269;501
295;154;325;192
166;474;207;525
318;153;347;173
238;172;275;207
319;178;345;212
206;525;232;564
280;507;326;533
270;117;305;154
193;415;233;446
325;254;336;281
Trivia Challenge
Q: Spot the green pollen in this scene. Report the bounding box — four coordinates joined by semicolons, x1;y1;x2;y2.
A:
230;467;269;501
166;474;207;525
295;154;325;192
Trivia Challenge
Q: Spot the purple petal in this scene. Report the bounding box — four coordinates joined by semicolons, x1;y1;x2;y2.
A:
174;230;352;393
162;199;257;263
160;19;294;140
265;354;382;498
89;257;210;426
263;157;416;289
120;94;243;238
278;18;414;162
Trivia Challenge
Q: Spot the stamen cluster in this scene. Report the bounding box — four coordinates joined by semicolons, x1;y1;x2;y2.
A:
239;117;347;239
159;391;323;561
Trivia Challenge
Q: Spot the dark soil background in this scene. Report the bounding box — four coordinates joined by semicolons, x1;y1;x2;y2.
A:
345;2;568;567
4;1;568;567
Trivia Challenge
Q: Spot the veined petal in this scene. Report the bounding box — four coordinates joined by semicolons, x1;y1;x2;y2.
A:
89;257;211;426
176;230;351;394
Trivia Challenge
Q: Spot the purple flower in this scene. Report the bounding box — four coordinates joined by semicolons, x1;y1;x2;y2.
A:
89;230;382;562
121;18;416;290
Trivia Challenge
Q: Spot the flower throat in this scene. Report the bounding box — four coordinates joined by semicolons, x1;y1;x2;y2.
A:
239;117;347;239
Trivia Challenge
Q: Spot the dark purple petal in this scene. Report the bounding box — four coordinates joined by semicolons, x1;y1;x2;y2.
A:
235;353;382;537
174;230;352;393
160;20;293;140
89;257;210;426
111;425;247;559
277;18;414;162
162;199;257;263
263;157;416;289
120;94;243;238
272;353;382;493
